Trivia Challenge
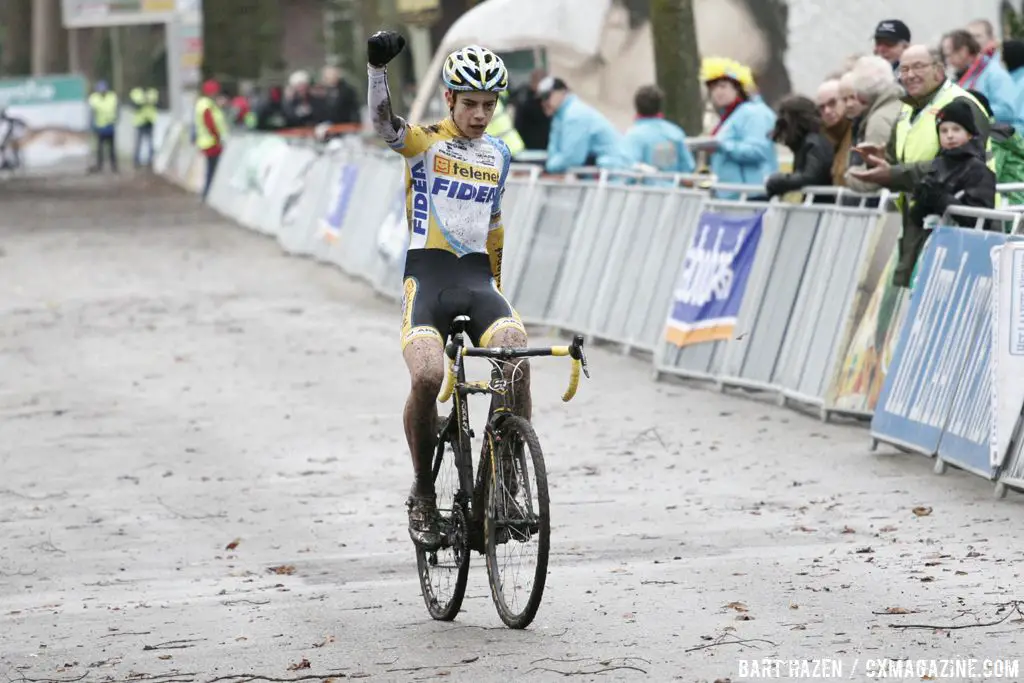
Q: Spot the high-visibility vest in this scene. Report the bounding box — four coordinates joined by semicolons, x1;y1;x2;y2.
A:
130;87;158;126
486;94;525;156
894;80;997;209
88;91;118;128
194;96;228;151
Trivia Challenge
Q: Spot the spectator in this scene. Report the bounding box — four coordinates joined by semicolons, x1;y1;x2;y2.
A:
968;89;1024;207
741;66;781;176
844;55;904;192
129;86;158;168
283;70;322;128
1003;39;1024;85
967;19;1000;58
765;95;834;200
816;78;853;187
849;45;991;287
942;30;1019;130
624;84;695;180
872;19;911;73
0;107;26;170
194;79;228;201
319;65;360;125
512;68;551;151
909;99;996;231
256;86;288;131
537;76;633;174
700;57;777;198
838;71;864;123
87;79;118;174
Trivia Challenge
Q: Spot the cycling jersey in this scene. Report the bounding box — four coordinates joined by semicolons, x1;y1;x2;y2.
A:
368;66;512;261
368;64;524;349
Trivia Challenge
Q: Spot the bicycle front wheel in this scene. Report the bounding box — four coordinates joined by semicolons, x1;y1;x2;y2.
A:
415;415;471;621
483;415;550;629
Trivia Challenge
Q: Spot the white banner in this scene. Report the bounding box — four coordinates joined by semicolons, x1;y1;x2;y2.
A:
991;242;1024;467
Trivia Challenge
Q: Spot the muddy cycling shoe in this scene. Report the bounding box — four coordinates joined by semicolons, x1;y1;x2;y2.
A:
406;493;442;551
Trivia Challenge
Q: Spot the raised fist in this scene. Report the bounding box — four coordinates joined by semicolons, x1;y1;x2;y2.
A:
367;30;406;68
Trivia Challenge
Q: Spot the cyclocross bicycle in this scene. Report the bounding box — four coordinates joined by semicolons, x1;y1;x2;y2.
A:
415;314;590;629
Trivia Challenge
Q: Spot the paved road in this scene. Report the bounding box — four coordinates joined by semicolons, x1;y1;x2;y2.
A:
2;173;1023;683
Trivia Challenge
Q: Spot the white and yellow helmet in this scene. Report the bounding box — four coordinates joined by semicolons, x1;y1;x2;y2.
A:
442;45;509;93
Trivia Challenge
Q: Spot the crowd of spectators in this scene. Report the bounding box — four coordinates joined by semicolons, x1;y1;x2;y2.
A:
220;65;362;132
231;16;1024;288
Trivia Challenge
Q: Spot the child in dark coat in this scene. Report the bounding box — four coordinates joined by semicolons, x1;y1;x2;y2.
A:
909;98;997;230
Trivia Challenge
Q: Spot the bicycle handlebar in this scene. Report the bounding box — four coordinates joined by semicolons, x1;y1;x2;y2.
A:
436;334;590;404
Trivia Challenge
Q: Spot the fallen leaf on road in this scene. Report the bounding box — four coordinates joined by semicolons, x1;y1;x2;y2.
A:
841;526;855;534
855;547;874;554
313;635;335;648
796;526;817;533
714;679;733;683
879;525;898;533
225;538;241;551
912;506;933;517
461;656;480;664
920;576;935;583
791;624;807;630
735;614;754;621
725;602;748;612
880;607;918;614
268;565;296;575
157;655;171;660
955;571;967;576
288;658;311;671
789;604;799;609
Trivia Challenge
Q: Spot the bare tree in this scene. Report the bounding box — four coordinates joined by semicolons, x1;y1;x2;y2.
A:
1;0;33;76
650;0;703;134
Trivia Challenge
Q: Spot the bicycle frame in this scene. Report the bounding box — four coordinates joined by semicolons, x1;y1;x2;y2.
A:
437;316;588;547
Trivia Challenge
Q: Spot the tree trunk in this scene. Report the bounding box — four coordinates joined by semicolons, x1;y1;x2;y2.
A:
1;0;33;76
202;0;280;83
650;0;703;135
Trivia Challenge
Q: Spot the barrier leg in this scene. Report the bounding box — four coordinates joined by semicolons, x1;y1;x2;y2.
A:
933;457;947;475
994;482;1008;499
870;438;879;452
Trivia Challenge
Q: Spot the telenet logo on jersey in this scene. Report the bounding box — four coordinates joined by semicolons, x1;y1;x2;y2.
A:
431;155;500;205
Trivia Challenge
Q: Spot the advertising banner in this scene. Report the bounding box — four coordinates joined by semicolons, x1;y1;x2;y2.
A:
872;227;1008;462
664;211;763;347
992;242;1024;468
320;165;360;240
828;250;909;415
0;75;90;170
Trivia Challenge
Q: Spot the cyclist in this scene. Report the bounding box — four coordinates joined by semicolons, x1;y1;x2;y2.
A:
366;31;532;550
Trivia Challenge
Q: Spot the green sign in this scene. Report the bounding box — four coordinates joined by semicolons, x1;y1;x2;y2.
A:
0;75;87;107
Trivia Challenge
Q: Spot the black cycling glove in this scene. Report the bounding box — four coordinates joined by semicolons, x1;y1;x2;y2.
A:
367;31;406;68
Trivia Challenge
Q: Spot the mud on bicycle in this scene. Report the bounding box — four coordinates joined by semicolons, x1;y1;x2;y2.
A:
415;314;589;629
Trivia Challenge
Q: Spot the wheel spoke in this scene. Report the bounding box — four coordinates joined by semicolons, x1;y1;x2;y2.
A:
484;416;549;629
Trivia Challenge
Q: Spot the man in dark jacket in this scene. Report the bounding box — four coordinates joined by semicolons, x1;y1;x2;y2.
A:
318;66;360;125
512;68;551;150
909;99;996;229
256;86;289;131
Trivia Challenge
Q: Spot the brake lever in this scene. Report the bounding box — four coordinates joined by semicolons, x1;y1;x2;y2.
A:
571;334;591;379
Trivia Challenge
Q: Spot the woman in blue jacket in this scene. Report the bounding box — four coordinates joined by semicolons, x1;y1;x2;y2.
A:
701;58;778;199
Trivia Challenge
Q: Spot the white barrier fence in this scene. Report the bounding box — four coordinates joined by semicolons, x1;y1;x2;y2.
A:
157;129;1024;500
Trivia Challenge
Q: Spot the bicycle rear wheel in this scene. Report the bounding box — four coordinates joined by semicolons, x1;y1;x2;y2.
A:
415;415;471;621
483;415;550;629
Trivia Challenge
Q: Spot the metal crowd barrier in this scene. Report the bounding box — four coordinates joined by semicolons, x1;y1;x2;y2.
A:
156;127;1024;501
